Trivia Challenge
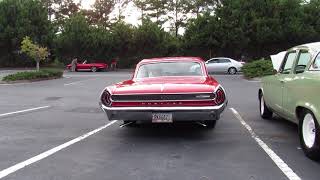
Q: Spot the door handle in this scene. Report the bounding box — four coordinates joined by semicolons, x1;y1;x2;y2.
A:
280;80;285;83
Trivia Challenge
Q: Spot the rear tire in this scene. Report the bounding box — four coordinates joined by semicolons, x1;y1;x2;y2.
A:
228;67;237;75
204;121;217;129
259;93;273;119
299;110;320;161
91;67;97;72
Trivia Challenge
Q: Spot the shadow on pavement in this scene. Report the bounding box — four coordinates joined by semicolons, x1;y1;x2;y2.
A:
117;122;215;140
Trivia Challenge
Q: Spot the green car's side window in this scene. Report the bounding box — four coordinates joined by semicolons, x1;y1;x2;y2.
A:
280;52;296;74
310;52;320;71
294;51;311;74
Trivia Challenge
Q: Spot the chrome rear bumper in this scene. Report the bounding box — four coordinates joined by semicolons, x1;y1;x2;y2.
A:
99;101;227;122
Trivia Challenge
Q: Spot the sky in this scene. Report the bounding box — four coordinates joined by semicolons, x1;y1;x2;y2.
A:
79;0;141;26
80;0;95;9
78;0;184;34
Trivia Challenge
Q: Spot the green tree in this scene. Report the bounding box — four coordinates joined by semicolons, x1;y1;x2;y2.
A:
132;19;175;57
111;21;134;56
85;26;114;60
184;0;320;59
54;14;90;63
133;0;151;22
0;0;53;67
189;0;216;17
40;0;55;20
114;0;130;22
21;36;49;71
55;0;81;21
300;0;320;42
92;0;116;28
166;0;192;37
147;0;168;26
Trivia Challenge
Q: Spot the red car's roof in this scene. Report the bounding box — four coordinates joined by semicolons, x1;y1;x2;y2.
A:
140;57;204;63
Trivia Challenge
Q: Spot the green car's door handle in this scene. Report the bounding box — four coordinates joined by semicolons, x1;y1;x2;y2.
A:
280;80;285;83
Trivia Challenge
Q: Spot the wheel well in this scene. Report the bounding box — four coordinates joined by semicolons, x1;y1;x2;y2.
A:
228;67;236;71
258;89;263;99
296;106;307;120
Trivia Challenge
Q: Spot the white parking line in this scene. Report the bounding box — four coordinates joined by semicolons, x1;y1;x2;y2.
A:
63;80;84;86
0;83;28;86
245;80;261;83
230;108;301;180
0;120;117;179
64;75;110;77
210;74;243;77
63;78;98;86
0;106;51;118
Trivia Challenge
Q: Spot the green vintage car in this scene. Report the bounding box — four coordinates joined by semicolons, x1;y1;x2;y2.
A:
259;42;320;160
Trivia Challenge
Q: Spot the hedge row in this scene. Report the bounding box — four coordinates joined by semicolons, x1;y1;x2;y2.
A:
242;59;274;78
2;69;63;82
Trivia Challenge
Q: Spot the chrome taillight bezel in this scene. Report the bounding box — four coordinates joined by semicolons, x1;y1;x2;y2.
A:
214;86;226;105
101;89;112;106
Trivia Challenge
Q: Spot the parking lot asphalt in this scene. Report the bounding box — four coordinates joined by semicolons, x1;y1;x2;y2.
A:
0;71;319;180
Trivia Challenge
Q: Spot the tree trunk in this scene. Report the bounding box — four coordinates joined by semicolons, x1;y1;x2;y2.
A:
173;2;178;37
175;23;178;37
36;61;40;71
118;5;121;21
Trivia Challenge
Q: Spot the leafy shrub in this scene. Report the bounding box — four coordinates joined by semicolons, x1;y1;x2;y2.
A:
242;59;274;78
49;59;65;68
2;69;63;82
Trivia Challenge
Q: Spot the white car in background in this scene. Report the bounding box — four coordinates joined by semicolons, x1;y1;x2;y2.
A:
205;57;244;74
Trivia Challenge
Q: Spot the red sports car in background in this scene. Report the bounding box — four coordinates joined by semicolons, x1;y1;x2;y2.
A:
67;60;108;72
99;57;227;128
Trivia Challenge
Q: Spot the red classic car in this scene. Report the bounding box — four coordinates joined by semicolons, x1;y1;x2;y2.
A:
67;60;108;72
99;57;227;128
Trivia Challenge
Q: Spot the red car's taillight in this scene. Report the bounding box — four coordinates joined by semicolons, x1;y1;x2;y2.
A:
215;87;226;105
101;90;112;106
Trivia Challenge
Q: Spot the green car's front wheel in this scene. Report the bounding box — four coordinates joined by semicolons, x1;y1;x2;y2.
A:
259;94;273;119
299;110;320;161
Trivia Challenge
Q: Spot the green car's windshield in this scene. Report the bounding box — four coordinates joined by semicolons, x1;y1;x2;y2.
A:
310;53;320;71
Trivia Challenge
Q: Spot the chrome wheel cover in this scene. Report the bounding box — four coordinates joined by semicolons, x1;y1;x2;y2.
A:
302;113;316;148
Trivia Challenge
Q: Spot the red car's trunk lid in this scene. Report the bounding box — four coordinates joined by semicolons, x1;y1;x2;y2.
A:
112;76;218;95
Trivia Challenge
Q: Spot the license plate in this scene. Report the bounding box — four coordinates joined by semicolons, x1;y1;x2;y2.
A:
152;113;173;123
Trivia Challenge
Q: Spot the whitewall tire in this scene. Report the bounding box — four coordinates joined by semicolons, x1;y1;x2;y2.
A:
299;110;320;160
91;67;97;72
259;94;273;119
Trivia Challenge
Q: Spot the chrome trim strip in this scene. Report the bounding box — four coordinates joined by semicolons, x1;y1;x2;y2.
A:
100;85;225;103
101;84;223;96
110;93;216;102
100;102;226;111
110;91;216;95
110;99;215;102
